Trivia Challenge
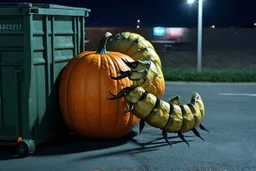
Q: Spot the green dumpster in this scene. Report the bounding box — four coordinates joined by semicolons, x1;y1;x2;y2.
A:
0;2;90;157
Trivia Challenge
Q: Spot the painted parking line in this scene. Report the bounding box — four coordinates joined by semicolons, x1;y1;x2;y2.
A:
217;93;256;97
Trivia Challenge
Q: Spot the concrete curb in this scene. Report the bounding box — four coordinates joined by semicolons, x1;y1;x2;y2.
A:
165;81;256;86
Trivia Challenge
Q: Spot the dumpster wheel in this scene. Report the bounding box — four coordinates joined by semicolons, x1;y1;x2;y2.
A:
15;139;35;158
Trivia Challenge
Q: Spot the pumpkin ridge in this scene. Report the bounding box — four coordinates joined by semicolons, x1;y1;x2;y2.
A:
74;52;95;135
96;53;101;69
83;53;106;136
109;53;123;134
66;55;89;132
60;53;92;133
60;58;78;130
84;53;98;134
98;54;108;133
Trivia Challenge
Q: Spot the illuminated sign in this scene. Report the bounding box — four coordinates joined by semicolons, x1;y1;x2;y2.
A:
166;28;182;37
153;27;166;36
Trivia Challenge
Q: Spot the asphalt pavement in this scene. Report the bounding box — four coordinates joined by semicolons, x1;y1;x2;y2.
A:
1;82;256;171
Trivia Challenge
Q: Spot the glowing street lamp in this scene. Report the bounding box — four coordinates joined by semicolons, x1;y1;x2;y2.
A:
187;0;204;72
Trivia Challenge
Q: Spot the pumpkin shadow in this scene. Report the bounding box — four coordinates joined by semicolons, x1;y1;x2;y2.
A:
32;130;139;156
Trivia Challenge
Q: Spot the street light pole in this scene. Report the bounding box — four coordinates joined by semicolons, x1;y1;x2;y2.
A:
197;0;203;72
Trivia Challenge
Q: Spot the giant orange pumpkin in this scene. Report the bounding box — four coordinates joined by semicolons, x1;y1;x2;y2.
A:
59;32;139;138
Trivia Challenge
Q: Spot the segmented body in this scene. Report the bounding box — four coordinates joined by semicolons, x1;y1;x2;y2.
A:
108;60;209;146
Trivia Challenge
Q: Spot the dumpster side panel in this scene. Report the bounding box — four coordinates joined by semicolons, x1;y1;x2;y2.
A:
0;3;90;145
30;14;84;143
0;15;27;142
0;52;24;141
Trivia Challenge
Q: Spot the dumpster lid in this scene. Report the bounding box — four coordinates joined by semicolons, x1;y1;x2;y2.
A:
0;2;91;12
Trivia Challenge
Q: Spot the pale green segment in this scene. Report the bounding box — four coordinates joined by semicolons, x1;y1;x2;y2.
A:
132;93;157;119
145;100;170;129
124;86;145;104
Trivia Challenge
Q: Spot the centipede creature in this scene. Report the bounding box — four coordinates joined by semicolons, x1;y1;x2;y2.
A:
107;59;209;147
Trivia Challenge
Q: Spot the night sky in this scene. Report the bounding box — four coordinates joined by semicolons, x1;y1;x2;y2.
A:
5;0;256;28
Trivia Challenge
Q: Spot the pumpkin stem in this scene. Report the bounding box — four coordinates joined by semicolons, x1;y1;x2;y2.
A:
96;32;112;54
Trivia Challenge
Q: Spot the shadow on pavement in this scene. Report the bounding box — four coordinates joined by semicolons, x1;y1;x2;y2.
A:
74;136;195;161
0;130;138;160
0;130;196;161
34;130;140;156
72;135;196;161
